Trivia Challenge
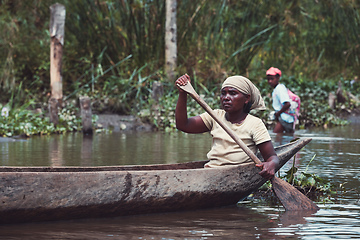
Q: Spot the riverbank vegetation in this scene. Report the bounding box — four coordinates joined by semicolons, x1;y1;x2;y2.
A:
0;0;359;137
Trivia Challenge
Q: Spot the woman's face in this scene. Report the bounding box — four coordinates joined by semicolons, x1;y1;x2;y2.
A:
220;87;250;113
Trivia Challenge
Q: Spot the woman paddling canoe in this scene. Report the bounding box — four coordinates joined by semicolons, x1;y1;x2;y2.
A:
175;74;279;180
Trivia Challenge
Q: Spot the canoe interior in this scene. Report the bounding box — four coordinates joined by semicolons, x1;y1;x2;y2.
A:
0;160;207;172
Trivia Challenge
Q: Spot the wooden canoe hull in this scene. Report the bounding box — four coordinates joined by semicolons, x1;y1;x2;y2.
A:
0;138;311;224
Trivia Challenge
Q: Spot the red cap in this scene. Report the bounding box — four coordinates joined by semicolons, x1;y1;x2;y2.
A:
266;67;281;76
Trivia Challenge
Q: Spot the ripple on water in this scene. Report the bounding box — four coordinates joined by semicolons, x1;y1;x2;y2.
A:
268;204;360;239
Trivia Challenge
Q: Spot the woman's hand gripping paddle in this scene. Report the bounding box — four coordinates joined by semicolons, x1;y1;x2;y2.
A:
177;81;319;211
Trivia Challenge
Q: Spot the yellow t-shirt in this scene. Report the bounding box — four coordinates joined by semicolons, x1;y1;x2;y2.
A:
199;109;271;168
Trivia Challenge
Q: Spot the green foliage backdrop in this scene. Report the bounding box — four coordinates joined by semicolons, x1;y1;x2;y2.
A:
0;0;359;119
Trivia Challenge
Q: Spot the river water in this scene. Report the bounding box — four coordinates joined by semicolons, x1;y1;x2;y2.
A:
0;121;359;239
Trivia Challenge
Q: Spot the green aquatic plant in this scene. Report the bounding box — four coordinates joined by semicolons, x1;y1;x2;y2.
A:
281;154;334;203
0;101;85;137
252;153;334;204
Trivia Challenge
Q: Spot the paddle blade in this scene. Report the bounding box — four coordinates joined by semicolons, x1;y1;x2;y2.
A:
271;177;320;211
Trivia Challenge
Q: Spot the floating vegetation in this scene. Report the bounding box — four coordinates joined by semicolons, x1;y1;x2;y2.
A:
246;154;341;207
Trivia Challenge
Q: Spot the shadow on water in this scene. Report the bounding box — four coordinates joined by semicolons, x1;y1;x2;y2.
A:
0;205;320;240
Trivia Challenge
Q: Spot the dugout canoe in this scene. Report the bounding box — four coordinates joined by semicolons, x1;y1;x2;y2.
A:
0;138;311;224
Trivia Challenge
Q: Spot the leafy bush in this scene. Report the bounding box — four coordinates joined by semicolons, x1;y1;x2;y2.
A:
0;101;83;137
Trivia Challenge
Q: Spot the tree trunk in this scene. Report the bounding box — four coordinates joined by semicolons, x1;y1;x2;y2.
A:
336;81;347;104
328;92;336;109
49;3;65;125
80;96;93;135
48;97;59;127
165;0;177;82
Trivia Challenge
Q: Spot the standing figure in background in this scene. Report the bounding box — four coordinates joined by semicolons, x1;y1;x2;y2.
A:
266;67;295;134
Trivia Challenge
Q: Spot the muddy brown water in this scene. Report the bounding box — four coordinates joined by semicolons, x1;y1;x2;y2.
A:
0;122;359;239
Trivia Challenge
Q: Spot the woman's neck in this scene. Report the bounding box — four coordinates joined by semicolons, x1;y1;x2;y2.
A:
225;112;248;124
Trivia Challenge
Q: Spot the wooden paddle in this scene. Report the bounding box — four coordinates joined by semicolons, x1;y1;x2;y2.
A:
177;81;319;211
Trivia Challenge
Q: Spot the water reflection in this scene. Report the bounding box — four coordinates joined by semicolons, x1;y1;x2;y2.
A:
0;141;10;165
0;132;212;167
4;205;357;239
81;135;93;166
268;205;360;239
0;206;281;240
49;136;63;166
277;210;318;227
